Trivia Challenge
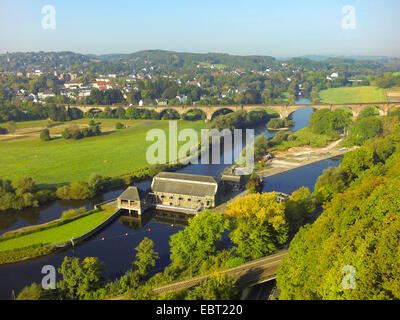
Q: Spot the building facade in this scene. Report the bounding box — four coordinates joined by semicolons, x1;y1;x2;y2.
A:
117;186;147;215
150;172;220;212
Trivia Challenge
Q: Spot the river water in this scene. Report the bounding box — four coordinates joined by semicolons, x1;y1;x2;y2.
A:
0;103;341;299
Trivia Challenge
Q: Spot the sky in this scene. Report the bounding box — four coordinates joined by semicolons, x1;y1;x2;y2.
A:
0;0;399;58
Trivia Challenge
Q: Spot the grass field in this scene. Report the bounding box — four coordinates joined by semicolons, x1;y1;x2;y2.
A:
0;119;205;187
0;205;116;252
319;86;387;104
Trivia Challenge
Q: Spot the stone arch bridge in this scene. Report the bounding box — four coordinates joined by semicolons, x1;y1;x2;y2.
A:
71;102;399;122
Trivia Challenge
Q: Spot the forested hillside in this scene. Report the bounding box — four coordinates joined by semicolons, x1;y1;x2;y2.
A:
277;110;400;300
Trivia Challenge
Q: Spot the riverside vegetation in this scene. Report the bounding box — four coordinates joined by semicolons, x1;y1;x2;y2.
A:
248;106;388;162
277;107;400;299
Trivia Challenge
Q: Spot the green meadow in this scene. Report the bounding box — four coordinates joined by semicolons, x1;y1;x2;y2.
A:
0;119;205;188
0;206;116;253
319;86;387;104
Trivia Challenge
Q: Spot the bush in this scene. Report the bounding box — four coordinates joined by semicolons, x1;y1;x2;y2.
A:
17;283;46;300
40;128;51;141
61;207;87;220
61;128;72;139
267;118;294;129
115;122;124;129
0;127;8;135
225;256;245;268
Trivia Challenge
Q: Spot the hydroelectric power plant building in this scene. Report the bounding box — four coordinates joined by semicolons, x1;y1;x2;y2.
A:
116;170;244;215
150;172;220;213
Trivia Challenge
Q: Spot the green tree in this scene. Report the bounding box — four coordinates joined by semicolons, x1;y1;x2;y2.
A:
227;193;288;260
169;211;230;273
16;283;45;300
88;173;103;195
58;257;106;300
340;146;375;178
313;167;348;205
284;187;315;235
245;172;264;194
357;106;379;120
186;274;239;300
134;237;159;278
15;176;37;197
348;117;382;146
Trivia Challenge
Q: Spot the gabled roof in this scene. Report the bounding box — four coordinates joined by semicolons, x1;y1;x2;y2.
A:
151;172;219;197
118;186;143;201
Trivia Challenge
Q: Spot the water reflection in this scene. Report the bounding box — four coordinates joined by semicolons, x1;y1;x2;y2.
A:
118;210;193;230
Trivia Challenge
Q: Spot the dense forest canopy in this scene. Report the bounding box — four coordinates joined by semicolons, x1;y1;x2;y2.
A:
277;110;400;300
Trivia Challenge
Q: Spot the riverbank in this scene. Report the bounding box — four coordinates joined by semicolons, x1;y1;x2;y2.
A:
257;139;356;178
213;140;354;214
0;204;119;265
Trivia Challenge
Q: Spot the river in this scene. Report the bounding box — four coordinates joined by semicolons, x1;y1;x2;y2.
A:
0;103;341;299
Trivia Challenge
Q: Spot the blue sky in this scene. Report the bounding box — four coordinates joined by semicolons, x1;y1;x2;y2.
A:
0;0;399;57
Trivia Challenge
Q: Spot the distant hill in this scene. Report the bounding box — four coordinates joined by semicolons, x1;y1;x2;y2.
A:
0;50;399;74
298;54;396;61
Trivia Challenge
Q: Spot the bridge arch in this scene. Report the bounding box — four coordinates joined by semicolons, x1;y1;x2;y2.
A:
209;107;237;121
86;107;103;114
181;108;207;121
158;108;182;120
286;106;319;121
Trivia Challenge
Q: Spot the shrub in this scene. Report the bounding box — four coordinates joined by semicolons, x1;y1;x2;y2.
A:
61;128;72;139
61;207;87;220
115;122;124;129
225;256;245;268
17;283;45;300
40;129;51;141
